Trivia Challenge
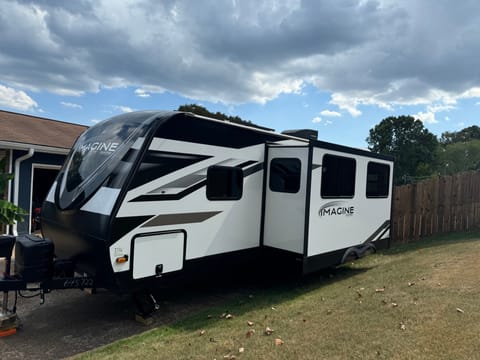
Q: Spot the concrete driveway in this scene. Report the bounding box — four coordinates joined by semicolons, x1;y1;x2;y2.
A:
1;288;139;359
0;274;238;359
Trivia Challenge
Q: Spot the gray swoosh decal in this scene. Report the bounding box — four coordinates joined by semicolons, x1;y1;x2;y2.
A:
141;211;222;227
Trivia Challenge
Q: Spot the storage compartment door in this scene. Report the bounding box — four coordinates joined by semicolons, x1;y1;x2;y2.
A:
133;231;185;279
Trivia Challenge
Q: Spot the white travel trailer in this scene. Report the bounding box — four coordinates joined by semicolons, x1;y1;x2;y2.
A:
1;110;393;316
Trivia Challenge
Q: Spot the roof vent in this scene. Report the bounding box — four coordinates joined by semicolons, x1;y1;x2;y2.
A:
281;129;318;141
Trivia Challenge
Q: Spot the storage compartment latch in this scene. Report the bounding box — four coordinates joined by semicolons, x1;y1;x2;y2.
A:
155;264;163;277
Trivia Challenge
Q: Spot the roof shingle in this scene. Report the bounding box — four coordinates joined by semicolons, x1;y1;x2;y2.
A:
0;110;87;150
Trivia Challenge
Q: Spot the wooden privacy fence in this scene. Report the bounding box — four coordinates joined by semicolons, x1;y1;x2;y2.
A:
392;170;480;244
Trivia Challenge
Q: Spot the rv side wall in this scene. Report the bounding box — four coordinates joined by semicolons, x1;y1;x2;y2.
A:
109;139;268;279
306;147;393;257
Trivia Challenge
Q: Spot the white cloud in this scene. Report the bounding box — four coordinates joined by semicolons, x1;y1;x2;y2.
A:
134;86;165;98
114;105;134;113
134;89;150;98
61;101;82;109
312;116;333;126
1;1;480;112
320;109;341;117
414;111;437;124
330;93;362;117
460;87;480;99
428;104;455;113
413;100;455;124
0;84;37;110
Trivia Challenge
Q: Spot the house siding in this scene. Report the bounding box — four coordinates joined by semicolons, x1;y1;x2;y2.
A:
12;150;66;234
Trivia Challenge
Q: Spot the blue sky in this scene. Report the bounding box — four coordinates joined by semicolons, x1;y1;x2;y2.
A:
0;0;479;148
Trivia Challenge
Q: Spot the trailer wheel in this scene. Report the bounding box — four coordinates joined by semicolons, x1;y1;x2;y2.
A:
340;247;361;264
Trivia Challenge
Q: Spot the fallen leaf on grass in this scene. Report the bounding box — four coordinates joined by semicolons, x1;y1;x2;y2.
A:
456;308;465;314
265;327;274;335
275;338;284;346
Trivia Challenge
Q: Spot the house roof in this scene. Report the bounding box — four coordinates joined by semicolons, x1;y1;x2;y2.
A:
0;110;87;152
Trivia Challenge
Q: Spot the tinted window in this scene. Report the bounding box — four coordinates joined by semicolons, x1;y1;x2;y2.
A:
129;151;209;190
65;112;154;192
206;166;243;200
366;162;390;198
269;158;301;193
57;112;156;209
321;154;356;198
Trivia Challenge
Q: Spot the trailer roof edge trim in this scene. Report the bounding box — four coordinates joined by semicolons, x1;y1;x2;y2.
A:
312;139;394;161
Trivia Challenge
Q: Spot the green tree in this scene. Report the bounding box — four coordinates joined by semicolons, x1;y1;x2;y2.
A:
177;104;270;130
437;139;480;175
366;115;439;184
440;125;480;145
0;158;27;227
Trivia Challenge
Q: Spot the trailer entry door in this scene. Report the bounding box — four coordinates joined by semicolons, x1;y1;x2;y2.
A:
263;146;309;254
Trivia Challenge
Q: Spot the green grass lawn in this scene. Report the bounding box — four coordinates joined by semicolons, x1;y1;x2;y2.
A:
76;232;480;360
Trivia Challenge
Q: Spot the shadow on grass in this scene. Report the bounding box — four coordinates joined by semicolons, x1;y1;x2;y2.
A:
383;230;480;256
148;231;480;332
150;262;374;332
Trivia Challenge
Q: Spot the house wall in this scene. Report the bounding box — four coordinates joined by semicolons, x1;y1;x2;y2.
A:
11;150;66;234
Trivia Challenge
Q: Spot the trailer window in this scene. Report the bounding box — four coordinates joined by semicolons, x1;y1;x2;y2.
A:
57;112;156;210
269;158;301;193
321;154;356;198
206;166;243;200
129;151;210;190
366;162;390;198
